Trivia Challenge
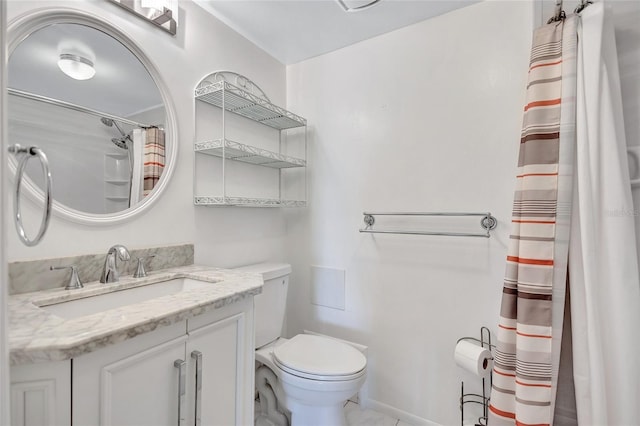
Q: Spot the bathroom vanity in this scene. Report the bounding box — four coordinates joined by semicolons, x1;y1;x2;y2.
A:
8;266;261;426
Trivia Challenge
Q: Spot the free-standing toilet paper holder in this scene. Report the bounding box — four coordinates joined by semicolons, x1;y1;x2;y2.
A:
457;327;495;426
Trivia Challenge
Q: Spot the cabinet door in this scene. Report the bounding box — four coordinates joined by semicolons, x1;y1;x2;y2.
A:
10;361;71;426
186;313;245;426
103;337;187;426
73;322;187;426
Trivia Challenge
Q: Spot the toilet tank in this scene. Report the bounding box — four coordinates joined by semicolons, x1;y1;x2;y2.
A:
234;262;291;348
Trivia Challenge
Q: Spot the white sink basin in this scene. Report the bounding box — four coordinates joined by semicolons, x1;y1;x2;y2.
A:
38;278;212;320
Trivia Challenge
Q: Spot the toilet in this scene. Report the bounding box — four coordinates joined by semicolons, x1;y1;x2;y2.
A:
235;263;367;426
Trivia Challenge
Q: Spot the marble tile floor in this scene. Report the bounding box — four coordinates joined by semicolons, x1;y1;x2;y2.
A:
255;398;415;426
344;401;414;426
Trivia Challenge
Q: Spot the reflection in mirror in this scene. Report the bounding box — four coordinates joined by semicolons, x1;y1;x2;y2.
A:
8;22;166;215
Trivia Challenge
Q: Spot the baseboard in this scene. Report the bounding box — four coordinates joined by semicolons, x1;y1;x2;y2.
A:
362;397;442;426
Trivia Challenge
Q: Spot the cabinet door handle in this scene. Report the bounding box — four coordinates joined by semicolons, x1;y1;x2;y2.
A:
191;351;203;426
174;359;186;426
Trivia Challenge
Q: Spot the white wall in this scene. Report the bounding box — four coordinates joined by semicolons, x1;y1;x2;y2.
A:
5;0;289;267
285;1;533;424
608;0;640;263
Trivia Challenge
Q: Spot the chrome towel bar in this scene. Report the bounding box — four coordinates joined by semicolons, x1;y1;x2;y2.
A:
360;211;497;238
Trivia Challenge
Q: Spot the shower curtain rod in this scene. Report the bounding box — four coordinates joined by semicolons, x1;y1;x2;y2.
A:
549;0;592;23
8;88;151;128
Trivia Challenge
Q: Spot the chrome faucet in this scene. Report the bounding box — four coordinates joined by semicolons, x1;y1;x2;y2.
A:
100;244;131;283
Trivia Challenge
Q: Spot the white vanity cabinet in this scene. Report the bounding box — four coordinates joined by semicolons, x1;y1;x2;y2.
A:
73;298;254;426
10;360;71;426
72;320;188;425
11;297;254;426
185;310;248;426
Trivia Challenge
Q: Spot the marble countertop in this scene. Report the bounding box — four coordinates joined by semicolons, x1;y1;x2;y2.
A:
8;265;263;365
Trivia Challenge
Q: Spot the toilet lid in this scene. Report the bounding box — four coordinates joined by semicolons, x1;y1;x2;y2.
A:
273;334;366;380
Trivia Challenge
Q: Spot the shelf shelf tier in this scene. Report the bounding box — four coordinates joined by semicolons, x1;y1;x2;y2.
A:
195;139;306;169
194;197;306;208
195;81;307;130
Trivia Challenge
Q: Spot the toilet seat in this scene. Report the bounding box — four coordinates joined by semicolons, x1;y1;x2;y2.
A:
273;334;366;382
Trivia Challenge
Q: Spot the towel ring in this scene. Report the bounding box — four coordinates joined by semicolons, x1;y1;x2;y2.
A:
9;144;53;246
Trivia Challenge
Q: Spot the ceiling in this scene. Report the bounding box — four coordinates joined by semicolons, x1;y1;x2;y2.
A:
194;0;481;65
8;23;163;118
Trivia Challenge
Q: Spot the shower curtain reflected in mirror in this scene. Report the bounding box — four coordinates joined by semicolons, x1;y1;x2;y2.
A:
142;127;165;197
129;126;165;206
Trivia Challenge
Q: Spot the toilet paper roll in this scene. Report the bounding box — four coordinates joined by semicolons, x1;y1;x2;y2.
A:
454;340;493;378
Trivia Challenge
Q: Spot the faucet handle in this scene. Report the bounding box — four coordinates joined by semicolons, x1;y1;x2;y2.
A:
50;265;84;290
134;255;156;278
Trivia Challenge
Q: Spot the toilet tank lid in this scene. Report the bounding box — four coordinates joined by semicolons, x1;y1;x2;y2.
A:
234;262;292;281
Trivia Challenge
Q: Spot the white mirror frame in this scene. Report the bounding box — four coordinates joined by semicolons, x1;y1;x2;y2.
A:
6;8;178;225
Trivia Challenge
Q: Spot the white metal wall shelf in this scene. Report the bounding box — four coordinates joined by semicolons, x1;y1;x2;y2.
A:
194;197;306;207
360;212;498;238
195;139;306;169
195;81;306;130
194;71;307;207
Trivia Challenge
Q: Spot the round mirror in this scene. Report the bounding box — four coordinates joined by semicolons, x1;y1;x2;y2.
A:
7;10;177;225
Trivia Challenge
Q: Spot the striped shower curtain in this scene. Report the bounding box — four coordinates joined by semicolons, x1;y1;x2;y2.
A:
143;127;165;197
488;16;577;426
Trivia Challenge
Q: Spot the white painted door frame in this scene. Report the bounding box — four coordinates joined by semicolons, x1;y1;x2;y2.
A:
1;0;10;423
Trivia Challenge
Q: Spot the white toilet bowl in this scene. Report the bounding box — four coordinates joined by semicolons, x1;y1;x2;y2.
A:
256;334;367;426
234;262;367;426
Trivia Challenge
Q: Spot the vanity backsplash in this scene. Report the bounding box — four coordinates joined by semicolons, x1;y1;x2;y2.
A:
8;244;194;295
